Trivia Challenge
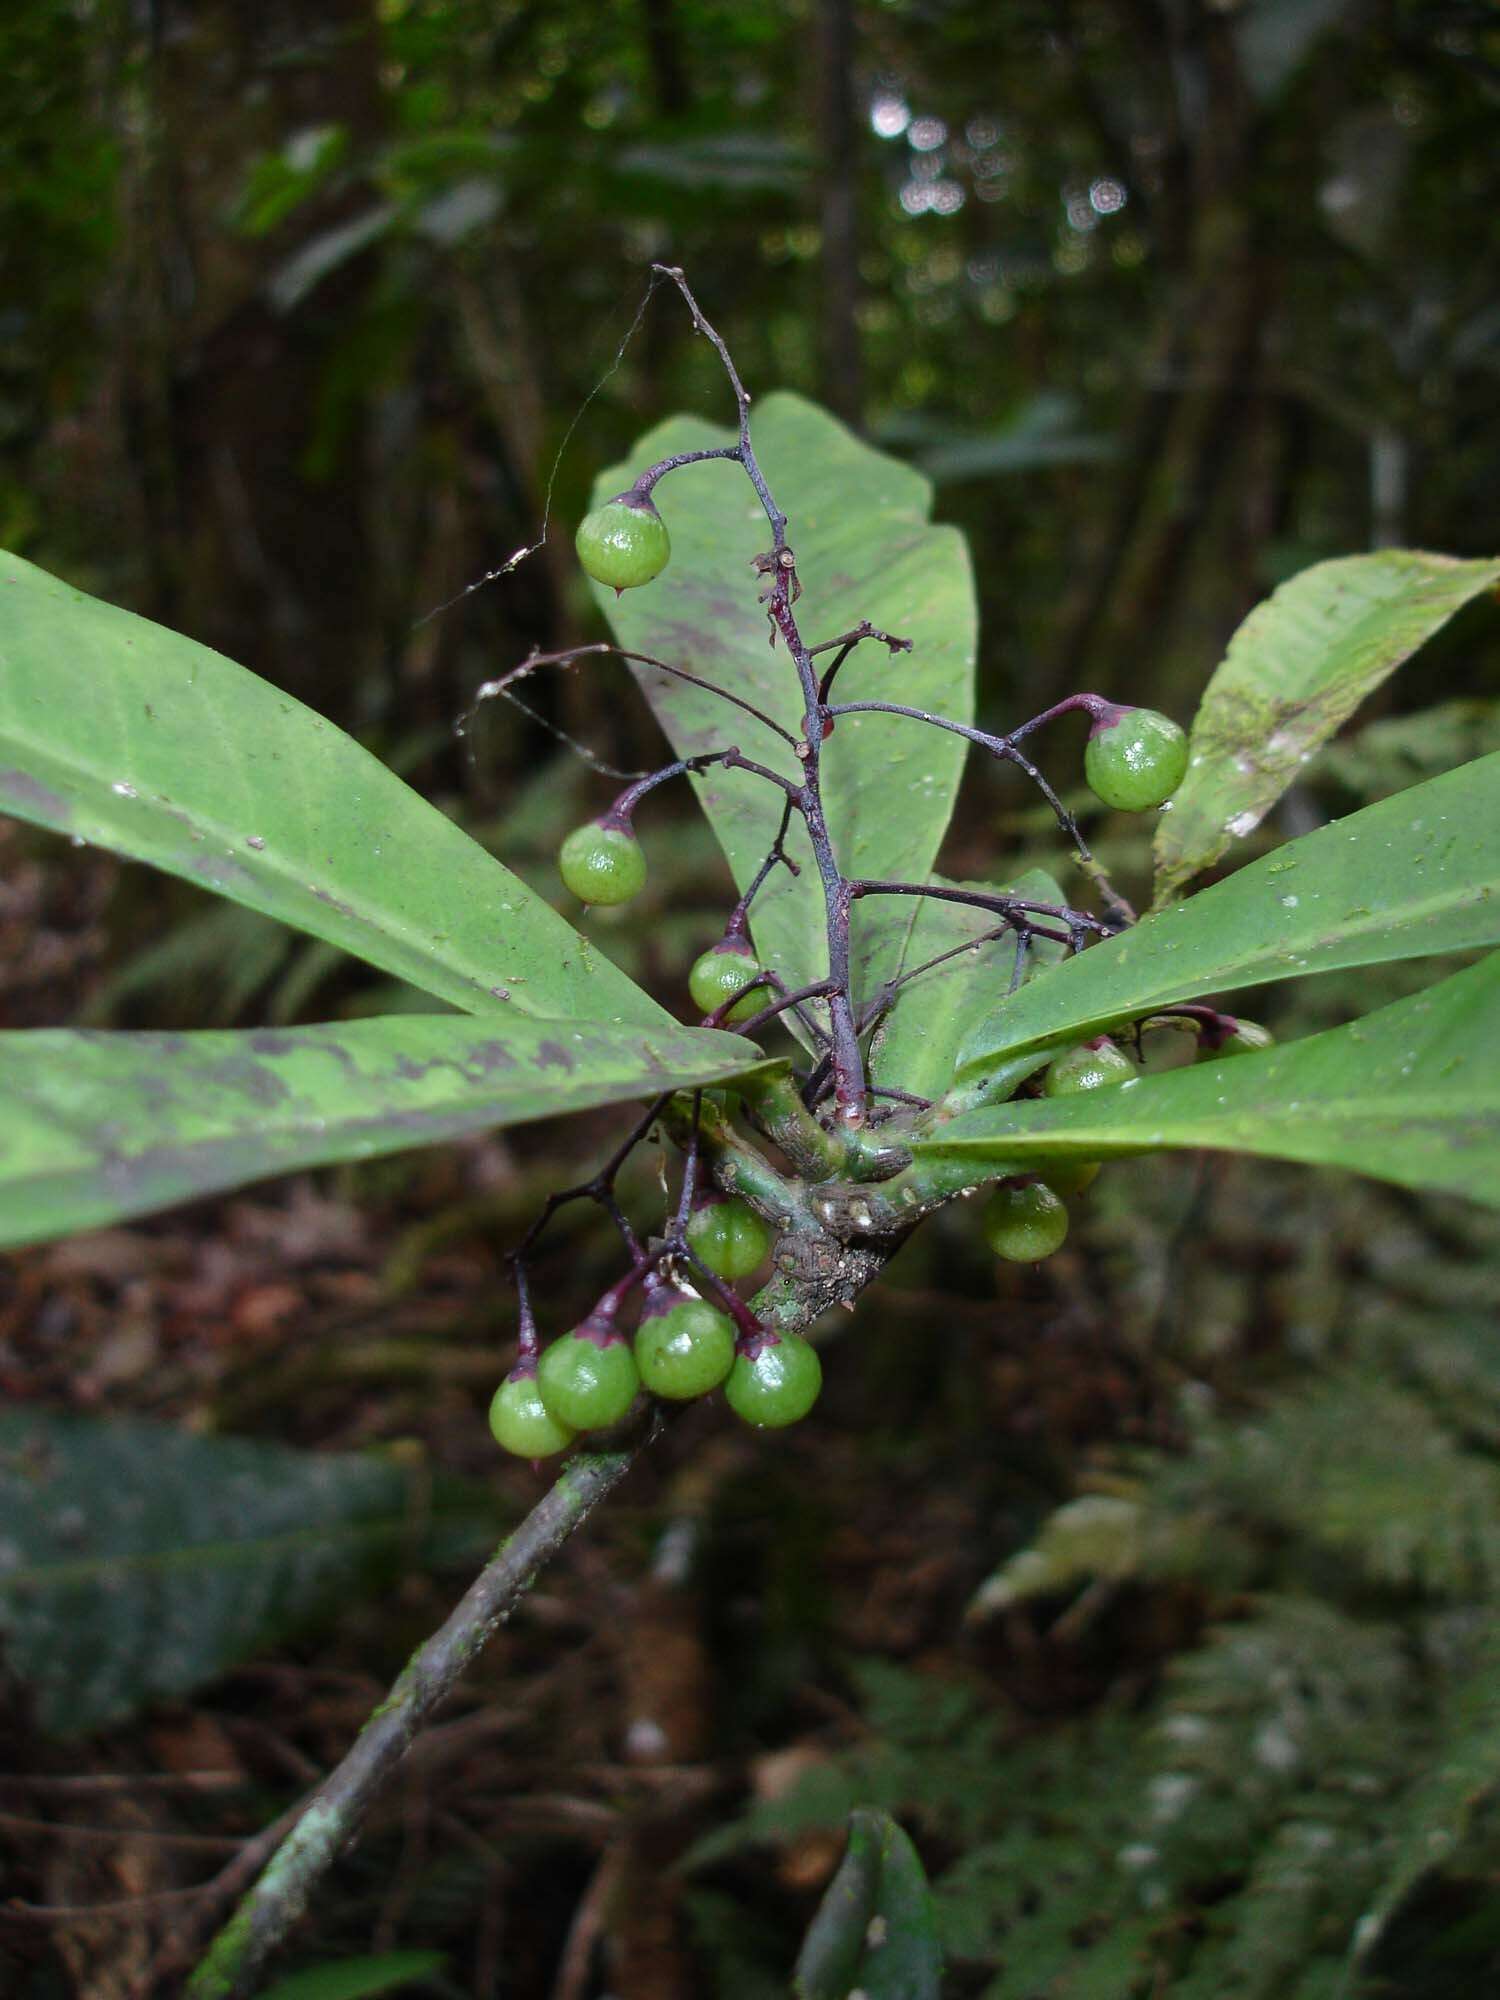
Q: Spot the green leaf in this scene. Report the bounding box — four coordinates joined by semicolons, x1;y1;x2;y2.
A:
927;954;1500;1206
958;756;1500;1081
258;1953;448;2000
0;549;663;1026
794;1809;943;2000
0;1412;487;1733
0;1013;764;1247
592;392;976;1019
871;870;1067;1104
1153;551;1500;901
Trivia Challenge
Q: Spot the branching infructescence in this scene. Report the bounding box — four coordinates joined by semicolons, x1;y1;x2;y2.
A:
485;263;1202;1452
192;271;1204;1993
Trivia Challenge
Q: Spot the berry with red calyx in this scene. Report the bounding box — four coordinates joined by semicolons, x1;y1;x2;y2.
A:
688;937;765;1026
558;819;647;906
1084;704;1189;812
982;1179;1069;1262
1044;1037;1138;1096
725;1331;822;1429
634;1286;736;1401
1213;1017;1275;1058
537;1312;641;1431
687;1190;773;1280
575;492;671;592
489;1362;576;1459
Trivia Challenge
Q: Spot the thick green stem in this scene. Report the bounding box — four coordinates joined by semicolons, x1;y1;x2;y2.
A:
734;1068;916;1184
808;1150;1020;1240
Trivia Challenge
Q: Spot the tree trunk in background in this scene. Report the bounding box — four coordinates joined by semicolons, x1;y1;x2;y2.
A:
1047;0;1264;702
815;0;862;428
119;0;386;706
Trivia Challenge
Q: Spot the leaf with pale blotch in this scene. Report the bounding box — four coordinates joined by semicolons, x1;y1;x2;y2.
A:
794;1809;942;2000
0;1013;764;1247
958;756;1500;1082
0;1411;494;1734
0;549;662;1025
591;393;975;1034
1154;550;1500;901
930;954;1500;1207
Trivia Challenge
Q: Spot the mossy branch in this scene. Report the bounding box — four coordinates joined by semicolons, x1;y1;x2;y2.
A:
187;1438;646;1999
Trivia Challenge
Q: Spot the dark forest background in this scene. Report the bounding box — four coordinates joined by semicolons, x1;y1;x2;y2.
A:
3;3;1500;1996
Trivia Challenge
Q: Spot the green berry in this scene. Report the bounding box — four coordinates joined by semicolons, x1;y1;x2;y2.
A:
575;494;671;592
489;1366;576;1458
1085;706;1189;812
687;1194;773;1280
725;1334;822;1429
537;1319;640;1431
635;1293;736;1400
688;941;765;1026
558;821;646;906
1036;1157;1101;1198
1044;1038;1138;1096
1215;1018;1275;1058
983;1180;1069;1262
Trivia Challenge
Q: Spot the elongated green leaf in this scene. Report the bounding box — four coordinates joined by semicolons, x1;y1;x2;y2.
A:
1154;551;1500;901
958;755;1500;1080
259;1954;448;2000
0;1013;763;1247
592;392;976;1014
0;1412;489;1733
794;1809;942;2000
871;870;1067;1103
0;549;663;1025
928;954;1500;1206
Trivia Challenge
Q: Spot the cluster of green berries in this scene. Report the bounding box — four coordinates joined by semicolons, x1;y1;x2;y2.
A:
982;1015;1271;1263
556;817;768;1026
980;1035;1134;1263
490;1195;819;1460
1083;704;1189;813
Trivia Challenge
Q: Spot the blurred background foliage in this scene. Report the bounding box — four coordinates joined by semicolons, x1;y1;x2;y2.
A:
3;1;1500;1995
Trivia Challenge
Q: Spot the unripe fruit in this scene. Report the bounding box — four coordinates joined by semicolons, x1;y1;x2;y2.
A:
1215;1018;1275;1058
635;1291;736;1400
489;1365;577;1458
537;1316;640;1431
1035;1157;1101;1198
575;494;671;592
1084;706;1189;812
688;939;765;1026
983;1180;1069;1262
687;1193;773;1280
725;1333;822;1429
1044;1038;1138;1096
558;820;647;906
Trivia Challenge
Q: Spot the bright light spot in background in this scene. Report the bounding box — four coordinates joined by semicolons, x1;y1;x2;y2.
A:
1064;185;1100;232
901;180;965;216
870;91;910;138
1089;176;1128;215
908;115;949;152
